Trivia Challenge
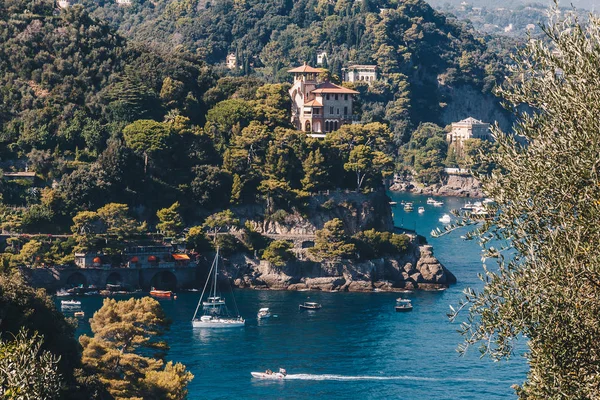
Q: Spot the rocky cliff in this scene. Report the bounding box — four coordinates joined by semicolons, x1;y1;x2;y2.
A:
219;243;455;292
390;174;484;198
233;190;394;236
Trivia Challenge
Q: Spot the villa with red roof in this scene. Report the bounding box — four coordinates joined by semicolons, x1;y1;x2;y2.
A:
288;64;359;137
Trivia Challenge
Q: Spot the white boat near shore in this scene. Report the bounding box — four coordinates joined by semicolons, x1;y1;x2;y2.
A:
439;214;451;223
251;368;287;379
61;300;81;307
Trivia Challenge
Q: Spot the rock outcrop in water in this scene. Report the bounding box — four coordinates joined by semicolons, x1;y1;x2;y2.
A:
221;242;454;292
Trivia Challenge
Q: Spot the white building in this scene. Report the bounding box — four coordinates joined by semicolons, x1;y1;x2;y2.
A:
226;53;237;70
57;0;72;8
116;0;132;5
342;65;377;84
446;117;492;155
316;51;327;66
288;64;359;137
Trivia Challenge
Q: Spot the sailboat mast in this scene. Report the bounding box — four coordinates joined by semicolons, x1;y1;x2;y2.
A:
213;247;219;297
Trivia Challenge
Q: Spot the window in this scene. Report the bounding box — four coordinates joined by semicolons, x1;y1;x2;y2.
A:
335;94;338;100
337;108;340;115
344;106;348;115
326;94;330;100
330;106;334;114
344;94;348;101
325;121;330;132
334;121;338;130
314;108;320;115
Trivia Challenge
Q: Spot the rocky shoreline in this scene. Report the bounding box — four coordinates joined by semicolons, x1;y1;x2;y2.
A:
390;174;484;198
219;243;456;293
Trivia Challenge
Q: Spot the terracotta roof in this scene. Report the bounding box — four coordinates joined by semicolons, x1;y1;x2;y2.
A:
304;99;323;107
172;254;190;261
311;81;359;94
288;64;323;73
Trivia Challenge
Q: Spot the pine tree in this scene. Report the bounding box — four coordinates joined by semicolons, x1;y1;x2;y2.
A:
231;174;242;204
301;149;328;192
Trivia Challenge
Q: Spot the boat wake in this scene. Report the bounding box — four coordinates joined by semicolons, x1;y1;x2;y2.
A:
283;374;507;383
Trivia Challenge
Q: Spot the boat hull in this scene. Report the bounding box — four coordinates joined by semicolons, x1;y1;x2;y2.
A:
150;290;172;297
192;319;245;328
395;306;413;312
251;372;286;379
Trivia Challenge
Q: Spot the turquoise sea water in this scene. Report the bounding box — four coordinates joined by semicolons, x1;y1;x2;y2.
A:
60;193;528;399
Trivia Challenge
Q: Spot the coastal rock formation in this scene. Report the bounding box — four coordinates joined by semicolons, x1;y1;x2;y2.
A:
390;174;484;198
222;242;456;292
233;190;393;236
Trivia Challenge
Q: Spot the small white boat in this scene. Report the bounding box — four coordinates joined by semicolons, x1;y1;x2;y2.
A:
403;202;413;211
418;206;425;214
61;300;81;307
257;308;271;319
461;202;476;211
389;201;398;206
395;299;413;312
299;301;322;310
74;311;85;317
251;368;287;379
483;198;494;204
426;198;436;204
439;214;451;223
432;200;444;206
56;289;70;297
193;315;245;328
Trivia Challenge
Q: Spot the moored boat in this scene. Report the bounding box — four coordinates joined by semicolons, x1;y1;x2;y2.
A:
150;288;172;298
426;198;436;204
74;311;85;317
192;248;245;328
395;298;413;312
439;214;451;223
257;308;272;319
389;201;398;206
299;301;322;310
61;300;81;307
418;206;425;214
432;200;444;206
403;202;414;211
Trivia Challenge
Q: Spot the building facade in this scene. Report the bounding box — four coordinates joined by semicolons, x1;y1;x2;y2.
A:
316;51;327;65
342;65;378;84
446;117;491;155
226;53;237;70
288;64;358;137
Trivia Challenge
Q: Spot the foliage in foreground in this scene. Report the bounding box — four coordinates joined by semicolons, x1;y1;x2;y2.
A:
446;8;600;399
0;328;62;400
80;297;193;400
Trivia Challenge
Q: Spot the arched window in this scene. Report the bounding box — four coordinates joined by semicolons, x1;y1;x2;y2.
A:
305;120;311;132
334;121;338;131
325;121;330;132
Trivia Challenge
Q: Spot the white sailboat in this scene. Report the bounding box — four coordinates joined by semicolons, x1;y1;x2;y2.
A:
192;248;245;328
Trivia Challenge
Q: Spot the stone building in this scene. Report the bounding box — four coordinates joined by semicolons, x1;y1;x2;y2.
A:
288;64;359;137
342;65;377;84
74;245;191;269
446;117;491;155
226;53;237;70
316;51;327;66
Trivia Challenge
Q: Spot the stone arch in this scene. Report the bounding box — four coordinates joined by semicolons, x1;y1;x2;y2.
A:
150;271;178;291
66;272;87;287
301;241;315;249
106;272;123;286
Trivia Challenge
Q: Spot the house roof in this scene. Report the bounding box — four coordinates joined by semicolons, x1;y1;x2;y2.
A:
172;254;190;261
311;81;359;94
344;64;377;70
455;117;488;125
304;99;323;107
288;64;322;73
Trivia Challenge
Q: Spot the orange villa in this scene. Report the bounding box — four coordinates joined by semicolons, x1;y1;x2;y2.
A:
288;64;359;137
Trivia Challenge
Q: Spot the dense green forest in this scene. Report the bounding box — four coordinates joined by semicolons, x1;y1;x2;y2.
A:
0;0;508;239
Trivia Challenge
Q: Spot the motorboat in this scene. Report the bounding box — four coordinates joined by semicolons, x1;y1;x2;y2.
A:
403;202;414;211
389;201;398;206
56;289;70;297
432;200;444;206
482;198;494;204
418;206;425;214
395;298;413;312
150;289;172;298
192;248;245;328
257;308;272;319
251;368;287;379
61;300;81;307
426;198;436;204
74;311;85;317
299;301;322;310
439;214;451;223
